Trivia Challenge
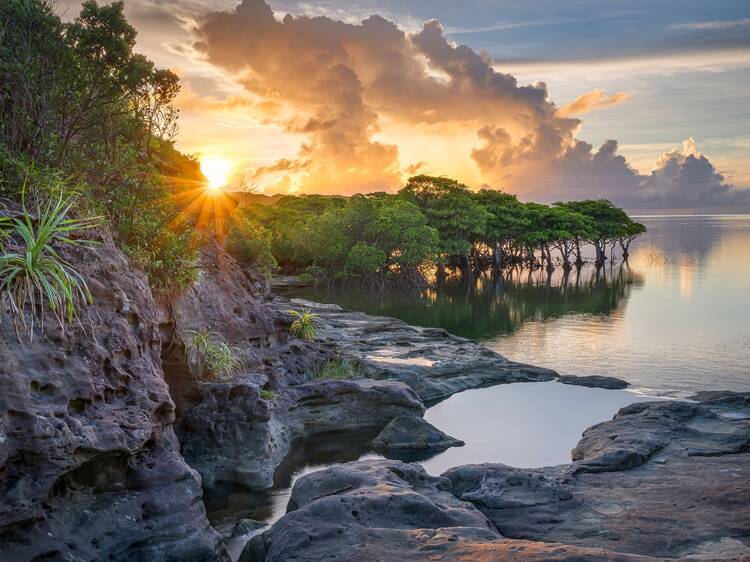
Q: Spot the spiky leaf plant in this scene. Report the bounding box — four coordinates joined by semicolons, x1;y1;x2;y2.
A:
0;190;99;341
185;329;243;381
288;307;318;341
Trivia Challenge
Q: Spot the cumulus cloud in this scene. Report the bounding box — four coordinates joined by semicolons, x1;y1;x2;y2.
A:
487;136;750;209
557;89;632;117
191;0;748;209
194;1;403;193
194;0;576;193
175;83;275;114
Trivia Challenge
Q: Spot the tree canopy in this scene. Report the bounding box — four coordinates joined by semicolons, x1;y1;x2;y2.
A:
242;175;645;287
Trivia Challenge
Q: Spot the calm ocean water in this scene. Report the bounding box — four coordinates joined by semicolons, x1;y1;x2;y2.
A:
288;215;750;397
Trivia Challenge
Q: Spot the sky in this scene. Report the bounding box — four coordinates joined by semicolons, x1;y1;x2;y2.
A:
58;0;750;210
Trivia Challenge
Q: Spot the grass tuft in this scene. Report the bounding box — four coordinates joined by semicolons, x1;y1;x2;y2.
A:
185;329;243;381
311;357;366;380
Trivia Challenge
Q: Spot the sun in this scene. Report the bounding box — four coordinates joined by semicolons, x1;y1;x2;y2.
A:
200;155;231;190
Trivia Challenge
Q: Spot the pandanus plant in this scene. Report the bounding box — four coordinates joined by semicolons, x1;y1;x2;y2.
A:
288;307;318;341
0;189;99;341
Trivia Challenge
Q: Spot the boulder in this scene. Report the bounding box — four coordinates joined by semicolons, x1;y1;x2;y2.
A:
444;394;750;559
240;460;651;562
371;414;464;452
178;375;289;492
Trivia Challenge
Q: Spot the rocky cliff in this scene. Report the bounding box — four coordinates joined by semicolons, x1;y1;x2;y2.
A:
0;238;226;561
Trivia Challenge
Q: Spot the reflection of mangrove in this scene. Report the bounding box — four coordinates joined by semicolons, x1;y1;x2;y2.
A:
287;264;643;341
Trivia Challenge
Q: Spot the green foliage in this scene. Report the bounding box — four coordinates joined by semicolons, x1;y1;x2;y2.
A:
184;330;243;381
1;0;200;296
246;179;643;280
125;222;197;295
297;271;315;284
400;175;491;259
311;357;366;380
288;308;318;341
226;215;277;276
345;242;386;277
259;388;277;401
248;192;438;284
0;188;99;341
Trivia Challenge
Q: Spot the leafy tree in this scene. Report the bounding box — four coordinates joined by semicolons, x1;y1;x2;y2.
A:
400;175;491;271
1;0;198;292
619;220;647;259
475;189;527;267
556;200;630;266
345;242;386;277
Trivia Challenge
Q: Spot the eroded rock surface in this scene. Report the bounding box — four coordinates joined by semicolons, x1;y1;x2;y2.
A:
240;460;652;562
179;376;423;492
372;414;464;452
166;244;332;386
0;239;226;561
444;393;750;559
275;298;559;402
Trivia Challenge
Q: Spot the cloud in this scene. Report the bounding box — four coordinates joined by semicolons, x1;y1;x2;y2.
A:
405;161;428;175
192;0;747;209
641;138;750;208
194;1;403;194
193;1;574;193
557;89;631;117
175;83;267;113
671;18;750;31
251;158;310;179
478;135;750;209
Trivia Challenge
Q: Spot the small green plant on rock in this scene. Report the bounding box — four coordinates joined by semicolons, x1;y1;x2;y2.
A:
0;189;99;341
185;330;243;381
311;357;366;380
259;388;277;401
288;307;318;341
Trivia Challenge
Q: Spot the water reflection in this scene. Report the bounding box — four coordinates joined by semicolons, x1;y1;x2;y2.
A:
285;215;750;396
288;265;643;342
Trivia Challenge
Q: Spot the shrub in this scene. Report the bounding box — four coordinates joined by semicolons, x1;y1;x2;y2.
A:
288;307;318;341
184;329;243;381
0;189;99;341
125;213;198;295
311;357;365;380
226;216;277;277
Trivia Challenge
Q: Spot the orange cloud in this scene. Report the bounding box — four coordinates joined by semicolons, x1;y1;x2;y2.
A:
189;1;745;208
557;89;632;117
175;83;282;116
